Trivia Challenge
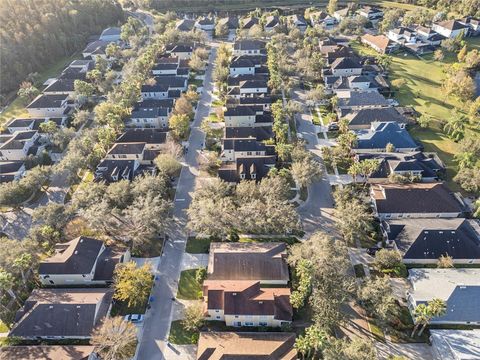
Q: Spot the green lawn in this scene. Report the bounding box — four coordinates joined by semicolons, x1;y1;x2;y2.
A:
185;236;212;254
368;319;386;342
0;53;79;125
177;269;203;300
238;236;299;245
168;320;199;345
0;320;9;333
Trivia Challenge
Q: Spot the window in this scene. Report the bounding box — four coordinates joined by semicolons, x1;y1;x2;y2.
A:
235;315;239;318
216;316;221;319
259;322;267;326
245;322;254;326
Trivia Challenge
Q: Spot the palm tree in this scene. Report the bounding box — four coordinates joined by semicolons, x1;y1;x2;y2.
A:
348;162;362;183
91;317;137;360
411;298;447;337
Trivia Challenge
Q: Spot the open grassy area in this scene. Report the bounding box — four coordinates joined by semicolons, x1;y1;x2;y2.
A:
185;236;213;254
0;53;78;125
168;320;199;345
177;269;203;300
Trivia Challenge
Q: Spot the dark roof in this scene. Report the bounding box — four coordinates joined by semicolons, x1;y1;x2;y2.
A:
384;218;480;261
224;126;273;141
93;247;126;281
101;27;120;36
166;43;193;53
346;108;407;127
224;106;257;117
0;346;95;360
58;67;87;80
234;39;265;51
239;96;272;106
338;91;389;108
136;99;174;109
355;121;419;150
0;131;38;150
142;76;186;92
116;129;167;144
265;15;280;28
218;156;276;183
223;138;272;153
230;55;266;68
82;40;108;54
240;79;268;89
131;107;168;118
331;57;362;70
371;183;464;215
43;79;76;93
38;237;104;275
196;16;214;26
176;19;195;31
435;19;469;31
27;94;68;109
108;142;145;155
9;288;113;338
0;162;24;175
208;242;289;282
241;17;259;29
218;16;239;29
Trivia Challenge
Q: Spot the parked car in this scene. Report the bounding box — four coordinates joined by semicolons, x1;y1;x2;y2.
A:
124;314;144;323
367;247;381;256
327;122;339;131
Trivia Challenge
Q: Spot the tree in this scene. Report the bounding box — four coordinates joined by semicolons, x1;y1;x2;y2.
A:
17;81;39;103
324;338;376;360
327;0;338;15
454;166;480;193
391;78;406;90
358;277;396;322
290;259;313;309
385;142;396;152
294;325;329;359
39;120;57;135
169;114;190;140
458;45;468;62
154;154;182;178
417;114;432;128
433;49;445;62
183;302;205;331
275;143;293;162
215;21;229;38
374;249;402;270
437;254;454;268
91;316;137;360
0;270;21;306
114;262;153;308
74;79;96;97
444;111;467;141
411;299;446;337
189;53;204;73
291;156;322;188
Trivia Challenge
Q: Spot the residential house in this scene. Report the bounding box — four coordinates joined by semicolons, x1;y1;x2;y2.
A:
43;78;76;96
329;57;363;77
9;288;113;339
195;16;215;32
310;11;337;27
361;34;397;54
203;280;292;327
354;121;420;153
415;26;445;46
264;15;280;32
344;107;408;130
175;19;195;32
0;345;97;360
357;6;383;21
217;16;239;39
229;55;266;75
387;27;417;44
407;269;480;325
221;138;275;162
404;42;436;55
330;75;380;96
336;91;390;114
128;107;170;129
207;242;289;285
116;128;168;150
370;183;466;219
224;106;271;127
461;17;480;36
26;94;70;118
224;125;274;142
82;40;109;60
0;131;42;161
356;151;444;182
430;330;480;360
432;20;469;39
382;218;480;265
99;27;121;42
166;43;194;60
196;332;297;360
233;39;266;56
218;156;276;183
39;237;130;286
227;75;269;99
6;118;45;133
58;60;94;81
0;162;26;183
237;95;272;110
288;14;308;32
241;16;259;30
141;76;187;99
152;56;189;77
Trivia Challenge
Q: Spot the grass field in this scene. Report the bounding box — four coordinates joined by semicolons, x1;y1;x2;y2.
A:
177;269;203;300
0;53;78;125
168;320;199;344
185;236;212;253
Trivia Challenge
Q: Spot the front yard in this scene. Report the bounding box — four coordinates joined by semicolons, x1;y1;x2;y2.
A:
177;269;203;300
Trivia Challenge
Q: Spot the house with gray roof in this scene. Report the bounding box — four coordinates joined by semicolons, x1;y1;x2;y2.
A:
430;330;480;360
344;107;408;130
38;237;130;285
0;130;42;161
0;161;26;183
407;268;480;325
382;218;480;264
233;39;265;56
9;288;113;339
354;121;420;152
336;91;389;113
26;94;71;118
218;155;276;183
99;27;121;42
175;19;195;32
128;106;170;129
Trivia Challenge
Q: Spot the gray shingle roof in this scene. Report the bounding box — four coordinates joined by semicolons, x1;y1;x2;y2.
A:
355;121;419;150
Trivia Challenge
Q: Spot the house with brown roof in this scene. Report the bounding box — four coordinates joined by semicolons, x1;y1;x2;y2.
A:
361;34;397;54
196;332;297;359
432;19;468;39
207;242;289;285
9;288;113;339
38;237;130;286
370;183;466;220
203;280;292;327
0;346;97;360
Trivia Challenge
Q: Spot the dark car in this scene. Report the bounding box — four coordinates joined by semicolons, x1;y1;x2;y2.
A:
367;247;381;256
327;122;339;131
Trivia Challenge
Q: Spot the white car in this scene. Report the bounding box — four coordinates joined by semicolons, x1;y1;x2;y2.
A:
124;314;144;323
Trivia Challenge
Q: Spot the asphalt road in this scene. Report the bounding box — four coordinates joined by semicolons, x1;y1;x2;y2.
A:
135;45;217;360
